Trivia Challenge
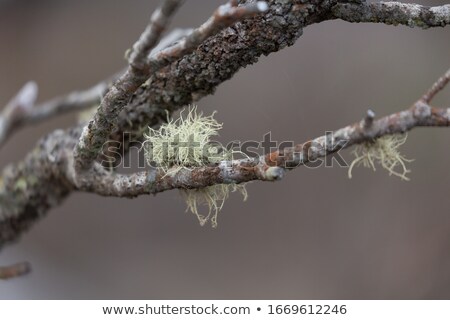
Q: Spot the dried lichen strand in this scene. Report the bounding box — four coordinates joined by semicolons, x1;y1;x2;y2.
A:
348;134;412;180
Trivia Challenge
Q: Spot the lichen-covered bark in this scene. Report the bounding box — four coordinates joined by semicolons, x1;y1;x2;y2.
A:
116;0;339;140
0;0;341;249
332;2;450;28
76;0;267;171
73;0;183;171
0;128;80;248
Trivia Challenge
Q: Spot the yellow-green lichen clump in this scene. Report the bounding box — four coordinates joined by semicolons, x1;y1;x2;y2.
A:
144;106;247;227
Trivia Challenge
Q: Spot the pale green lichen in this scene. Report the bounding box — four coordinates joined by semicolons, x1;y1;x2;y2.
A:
348;134;413;181
144;106;248;227
181;184;248;228
144;106;224;172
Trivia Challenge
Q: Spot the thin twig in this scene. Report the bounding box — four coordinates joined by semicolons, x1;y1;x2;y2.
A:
148;1;269;68
77;105;450;197
0;82;38;148
362;109;376;128
127;0;184;70
0;29;192;149
1;0;449;252
0;79;110;149
421;68;450;103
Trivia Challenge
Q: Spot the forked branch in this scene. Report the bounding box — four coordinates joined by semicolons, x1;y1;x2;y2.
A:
76;68;450;197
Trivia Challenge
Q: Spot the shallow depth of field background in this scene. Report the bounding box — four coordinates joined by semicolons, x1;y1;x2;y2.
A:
1;0;450;299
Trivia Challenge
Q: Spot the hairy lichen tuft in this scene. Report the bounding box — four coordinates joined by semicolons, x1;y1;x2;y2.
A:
348;134;413;180
181;184;248;228
144;106;248;227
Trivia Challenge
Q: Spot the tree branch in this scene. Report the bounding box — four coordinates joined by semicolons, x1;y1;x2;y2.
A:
74;0;268;172
0;82;38;148
76;68;450;198
0;261;30;280
0;0;270;253
73;0;184;171
422;68;450;103
113;0;317;146
1;0;450;277
332;1;450;28
81;103;449;195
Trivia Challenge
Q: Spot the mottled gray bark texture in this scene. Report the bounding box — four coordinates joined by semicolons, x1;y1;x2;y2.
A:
0;0;449;268
116;0;329;140
0;127;79;248
332;2;450;28
73;0;184;171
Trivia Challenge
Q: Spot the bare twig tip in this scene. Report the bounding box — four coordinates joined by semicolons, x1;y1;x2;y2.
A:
17;81;38;111
421;67;450;103
363;109;375;127
264;166;285;181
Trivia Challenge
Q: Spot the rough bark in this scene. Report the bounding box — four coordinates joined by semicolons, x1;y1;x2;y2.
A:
332;2;450;28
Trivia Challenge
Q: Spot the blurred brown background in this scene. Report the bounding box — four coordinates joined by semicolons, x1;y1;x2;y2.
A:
0;0;450;299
